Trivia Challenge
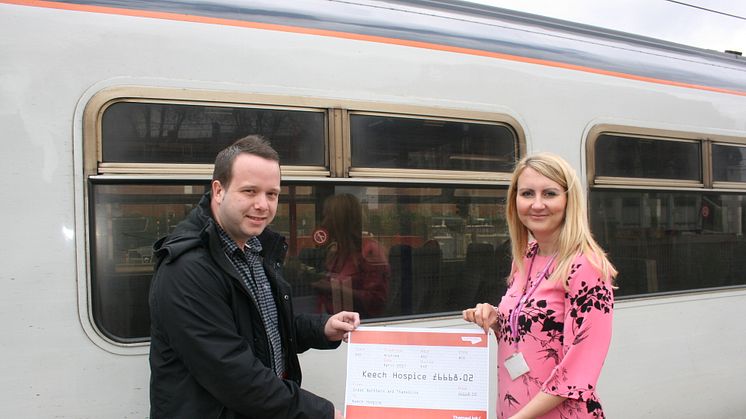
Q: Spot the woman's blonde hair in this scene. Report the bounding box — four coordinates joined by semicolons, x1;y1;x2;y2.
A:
505;153;617;287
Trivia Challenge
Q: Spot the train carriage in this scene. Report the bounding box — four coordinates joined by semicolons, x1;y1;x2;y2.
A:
1;0;745;417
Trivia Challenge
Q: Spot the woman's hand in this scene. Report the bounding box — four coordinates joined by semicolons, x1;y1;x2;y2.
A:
462;303;497;334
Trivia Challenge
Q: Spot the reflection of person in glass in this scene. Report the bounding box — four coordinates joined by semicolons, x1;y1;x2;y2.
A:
463;153;617;419
310;193;390;318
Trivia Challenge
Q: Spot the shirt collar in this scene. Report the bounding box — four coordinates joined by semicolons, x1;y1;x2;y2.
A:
215;220;262;255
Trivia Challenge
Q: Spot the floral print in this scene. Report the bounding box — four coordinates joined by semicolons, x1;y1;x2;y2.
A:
496;244;614;418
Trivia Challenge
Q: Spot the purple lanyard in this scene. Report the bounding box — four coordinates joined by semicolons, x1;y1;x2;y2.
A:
509;254;555;350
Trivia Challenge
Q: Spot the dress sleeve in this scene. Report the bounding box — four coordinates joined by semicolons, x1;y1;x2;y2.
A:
542;255;614;401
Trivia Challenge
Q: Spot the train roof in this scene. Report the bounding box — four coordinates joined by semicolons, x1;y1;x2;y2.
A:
7;0;746;95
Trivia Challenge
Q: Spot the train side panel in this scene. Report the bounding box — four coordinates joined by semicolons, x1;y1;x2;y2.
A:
1;1;745;418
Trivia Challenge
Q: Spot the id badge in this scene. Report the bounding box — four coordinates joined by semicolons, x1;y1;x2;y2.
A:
504;352;530;380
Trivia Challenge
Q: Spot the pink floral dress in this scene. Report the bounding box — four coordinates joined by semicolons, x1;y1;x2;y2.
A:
495;243;614;418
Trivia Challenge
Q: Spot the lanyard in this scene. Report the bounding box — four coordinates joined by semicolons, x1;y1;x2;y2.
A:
509;253;555;350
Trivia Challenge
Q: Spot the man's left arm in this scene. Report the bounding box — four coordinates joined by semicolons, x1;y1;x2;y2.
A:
324;311;360;342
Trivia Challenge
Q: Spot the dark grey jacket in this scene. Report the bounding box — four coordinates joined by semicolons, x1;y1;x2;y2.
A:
149;192;339;419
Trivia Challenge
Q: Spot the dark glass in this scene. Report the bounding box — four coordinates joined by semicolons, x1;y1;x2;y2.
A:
278;184;510;320
90;182;207;342
102;102;326;166
350;114;516;172
590;189;746;297
595;134;701;180
90;181;509;341
712;144;746;182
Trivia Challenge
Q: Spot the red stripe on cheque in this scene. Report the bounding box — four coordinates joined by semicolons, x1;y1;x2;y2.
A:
350;329;487;347
347;405;486;419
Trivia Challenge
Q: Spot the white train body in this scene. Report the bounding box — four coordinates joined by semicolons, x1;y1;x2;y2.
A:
1;0;745;417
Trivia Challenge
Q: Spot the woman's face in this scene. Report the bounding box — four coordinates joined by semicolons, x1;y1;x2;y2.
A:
515;167;567;242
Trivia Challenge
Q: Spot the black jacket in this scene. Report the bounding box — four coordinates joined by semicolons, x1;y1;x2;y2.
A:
149;192;339;419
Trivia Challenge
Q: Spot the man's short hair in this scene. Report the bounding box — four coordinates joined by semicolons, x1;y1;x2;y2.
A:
212;135;280;187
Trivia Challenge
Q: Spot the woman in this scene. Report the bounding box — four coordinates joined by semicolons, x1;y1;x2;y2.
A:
311;193;390;317
463;153;617;419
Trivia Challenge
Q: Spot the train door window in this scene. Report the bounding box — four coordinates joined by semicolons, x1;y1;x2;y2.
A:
349;113;516;173
589;129;746;298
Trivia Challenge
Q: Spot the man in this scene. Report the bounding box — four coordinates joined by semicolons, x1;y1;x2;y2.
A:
149;135;358;419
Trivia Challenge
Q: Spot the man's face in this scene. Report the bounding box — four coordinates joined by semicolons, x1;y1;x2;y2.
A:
211;153;281;247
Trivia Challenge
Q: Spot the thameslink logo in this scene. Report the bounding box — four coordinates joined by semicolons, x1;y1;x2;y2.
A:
461;336;482;344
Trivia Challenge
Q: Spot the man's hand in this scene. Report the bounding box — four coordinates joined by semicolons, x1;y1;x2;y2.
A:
324;311;360;342
334;409;345;419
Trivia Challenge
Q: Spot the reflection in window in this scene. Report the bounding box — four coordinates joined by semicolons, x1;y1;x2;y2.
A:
713;144;746;182
350;114;516;172
90;183;207;342
102;102;326;166
277;184;510;320
590;190;746;297
595;134;701;180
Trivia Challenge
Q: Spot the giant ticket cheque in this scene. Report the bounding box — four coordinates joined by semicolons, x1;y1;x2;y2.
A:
344;326;489;419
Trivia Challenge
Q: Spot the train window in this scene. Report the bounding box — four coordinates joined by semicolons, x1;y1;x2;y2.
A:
90;182;207;342
712;143;746;182
589;130;746;298
87;92;521;342
349;114;516;172
101;102;326;166
90;181;511;340
594;134;701;181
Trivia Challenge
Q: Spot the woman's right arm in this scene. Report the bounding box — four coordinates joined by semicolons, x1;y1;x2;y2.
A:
462;302;498;334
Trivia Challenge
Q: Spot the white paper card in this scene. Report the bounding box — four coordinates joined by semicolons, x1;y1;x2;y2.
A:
345;326;489;419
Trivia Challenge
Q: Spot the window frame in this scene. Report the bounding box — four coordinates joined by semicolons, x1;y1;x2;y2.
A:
711;142;746;188
345;110;520;181
588;127;706;189
587;123;746;299
82;86;525;345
